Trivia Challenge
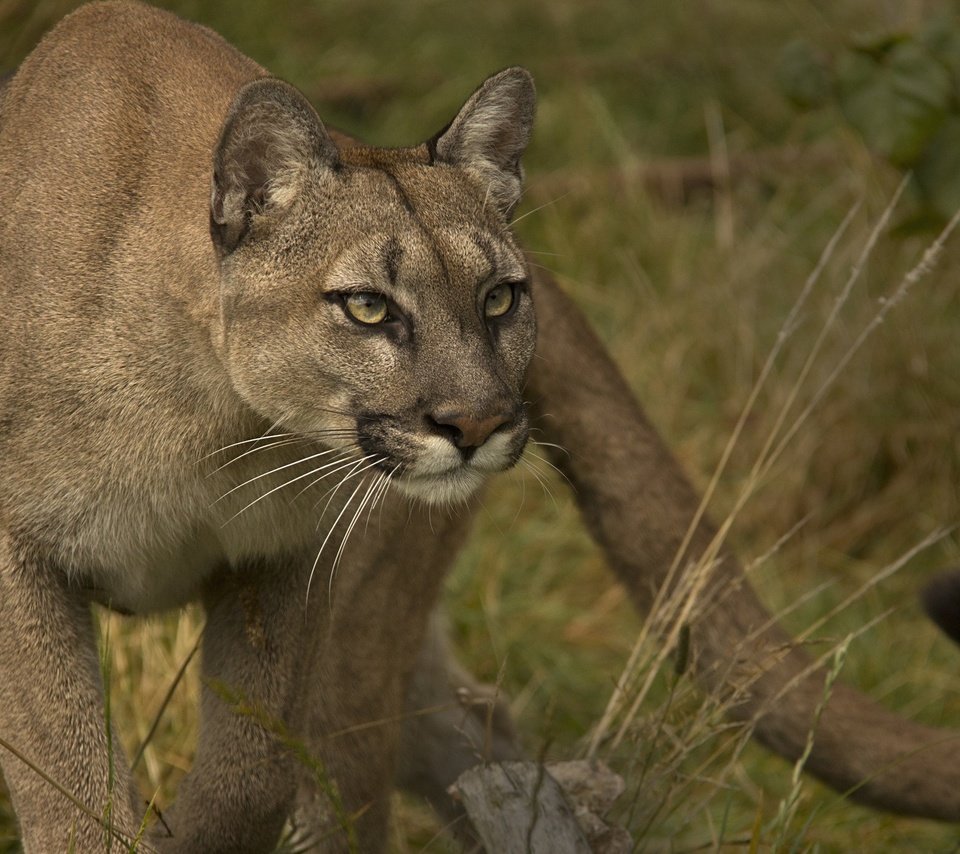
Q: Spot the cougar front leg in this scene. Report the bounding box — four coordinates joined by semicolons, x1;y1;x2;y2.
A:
291;512;479;852
149;557;311;853
396;610;522;825
0;533;143;852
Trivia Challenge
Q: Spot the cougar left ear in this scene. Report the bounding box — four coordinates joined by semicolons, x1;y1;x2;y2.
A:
430;67;536;219
211;77;340;257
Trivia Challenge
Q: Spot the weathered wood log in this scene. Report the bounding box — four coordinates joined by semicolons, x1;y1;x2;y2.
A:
451;760;630;853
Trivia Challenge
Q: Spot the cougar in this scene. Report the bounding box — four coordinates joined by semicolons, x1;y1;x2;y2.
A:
1;2;957;851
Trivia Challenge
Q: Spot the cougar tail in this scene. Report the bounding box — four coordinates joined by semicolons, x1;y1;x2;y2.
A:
923;570;960;647
528;266;960;821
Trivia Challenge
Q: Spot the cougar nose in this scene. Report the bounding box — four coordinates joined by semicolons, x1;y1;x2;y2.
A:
427;408;513;449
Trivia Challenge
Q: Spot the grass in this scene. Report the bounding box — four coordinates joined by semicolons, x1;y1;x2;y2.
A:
2;0;960;850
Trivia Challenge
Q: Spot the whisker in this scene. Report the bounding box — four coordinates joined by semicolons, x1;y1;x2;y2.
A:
511;462;527;527
311;455;385;512
524;448;573;488
208;437;306;474
373;464;401;533
529;439;570;457
289;453;362;502
363;468;394;536
507;192;570;229
221;452;359;524
205;428;356;474
215;446;346;504
311;457;372;525
519;457;560;510
526;260;561;275
521;247;564;257
366;471;389;521
306;477;368;607
304;457;389;607
201;431;300;462
327;474;385;601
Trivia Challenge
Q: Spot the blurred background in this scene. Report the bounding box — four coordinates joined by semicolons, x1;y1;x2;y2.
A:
2;0;960;849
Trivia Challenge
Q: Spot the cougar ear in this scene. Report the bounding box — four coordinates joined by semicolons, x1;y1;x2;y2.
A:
430;67;536;219
211;77;340;257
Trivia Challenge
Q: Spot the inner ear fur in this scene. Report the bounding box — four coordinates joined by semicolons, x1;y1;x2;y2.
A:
211;77;339;256
431;67;536;219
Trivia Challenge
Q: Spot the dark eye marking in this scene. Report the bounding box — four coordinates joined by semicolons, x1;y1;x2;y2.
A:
383;238;404;285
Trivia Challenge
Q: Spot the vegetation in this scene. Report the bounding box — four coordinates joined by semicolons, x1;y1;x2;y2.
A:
2;0;960;850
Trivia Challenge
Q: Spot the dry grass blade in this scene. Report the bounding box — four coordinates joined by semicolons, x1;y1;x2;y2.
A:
590;182;960;761
130;628;203;773
589;192;958;840
588;199;862;755
0;734;141;850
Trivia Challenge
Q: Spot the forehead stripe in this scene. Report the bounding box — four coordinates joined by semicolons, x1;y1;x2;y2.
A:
383;238;404;285
381;169;416;215
471;230;497;279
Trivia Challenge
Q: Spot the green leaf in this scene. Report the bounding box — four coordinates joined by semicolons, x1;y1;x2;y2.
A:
837;39;952;166
921;12;960;95
777;38;831;110
914;114;960;220
848;29;908;57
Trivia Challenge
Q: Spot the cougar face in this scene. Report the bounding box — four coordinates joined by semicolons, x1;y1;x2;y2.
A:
212;74;536;505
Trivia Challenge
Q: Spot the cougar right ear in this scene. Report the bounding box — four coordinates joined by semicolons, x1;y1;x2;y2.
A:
429;67;536;220
211;77;339;257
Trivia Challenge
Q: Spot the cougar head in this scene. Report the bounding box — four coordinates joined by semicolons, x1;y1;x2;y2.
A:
210;68;536;505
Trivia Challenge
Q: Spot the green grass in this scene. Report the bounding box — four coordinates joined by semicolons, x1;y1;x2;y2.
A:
3;0;960;850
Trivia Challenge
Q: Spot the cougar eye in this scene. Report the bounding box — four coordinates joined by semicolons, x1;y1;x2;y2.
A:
484;282;515;319
344;292;389;325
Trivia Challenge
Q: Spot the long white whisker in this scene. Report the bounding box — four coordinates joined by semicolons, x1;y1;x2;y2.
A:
520;457;560;510
530;439;569;456
307;480;366;606
206;432;314;474
215;446;346;504
209;437;307;475
221;453;359;524
327;474;385;602
289;453;361;501
511;461;527;527
312;456;385;514
201;431;300;463
311;457;371;530
507;192;570;228
524;448;572;488
305;466;381;607
365;465;398;535
204;423;356;474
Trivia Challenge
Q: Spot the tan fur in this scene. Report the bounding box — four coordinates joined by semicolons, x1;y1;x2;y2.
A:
1;2;958;852
0;2;533;850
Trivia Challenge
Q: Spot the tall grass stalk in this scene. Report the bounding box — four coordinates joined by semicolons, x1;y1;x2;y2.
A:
591;184;957;764
770;637;850;848
587;199;862;756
